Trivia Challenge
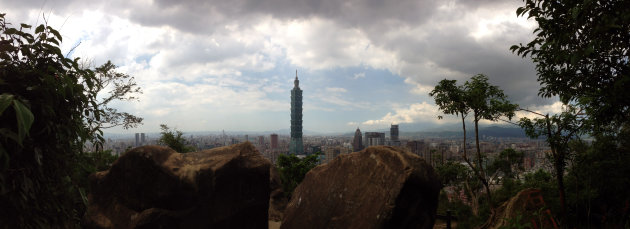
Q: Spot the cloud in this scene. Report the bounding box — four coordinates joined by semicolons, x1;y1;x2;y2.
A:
325;87;347;93
0;0;550;132
353;72;365;79
361;102;456;127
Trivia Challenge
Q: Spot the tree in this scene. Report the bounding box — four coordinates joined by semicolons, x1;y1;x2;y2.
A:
518;105;585;224
0;13;104;227
464;74;518;210
436;161;481;214
276;153;320;199
564;123;630;227
430;74;518;217
86;61;143;136
511;0;630;130
158;124;196;153
513;1;630;225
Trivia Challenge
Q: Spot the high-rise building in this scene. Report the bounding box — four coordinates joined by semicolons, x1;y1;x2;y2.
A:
390;124;400;146
364;132;385;147
271;133;279;149
135;133;140;147
289;70;304;154
352;127;363;152
140;133;146;145
390;124;399;141
258;136;265;145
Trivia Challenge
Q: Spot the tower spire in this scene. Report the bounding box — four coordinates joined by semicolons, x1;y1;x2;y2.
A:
294;70;300;88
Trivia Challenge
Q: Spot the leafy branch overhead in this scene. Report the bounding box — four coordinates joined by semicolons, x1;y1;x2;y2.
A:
84;60;143;134
0;13;144;227
0;13;105;227
511;0;630;128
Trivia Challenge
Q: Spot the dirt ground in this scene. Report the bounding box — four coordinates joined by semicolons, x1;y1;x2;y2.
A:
269;221;281;229
433;219;458;229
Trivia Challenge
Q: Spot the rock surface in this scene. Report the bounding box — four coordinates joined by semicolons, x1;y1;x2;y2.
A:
488;188;559;229
83;142;271;229
281;146;441;229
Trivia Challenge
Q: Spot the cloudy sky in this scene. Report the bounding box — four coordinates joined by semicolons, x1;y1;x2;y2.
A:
2;0;561;133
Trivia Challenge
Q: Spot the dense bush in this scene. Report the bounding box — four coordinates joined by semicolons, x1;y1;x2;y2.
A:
0;14;104;228
276;153;319;199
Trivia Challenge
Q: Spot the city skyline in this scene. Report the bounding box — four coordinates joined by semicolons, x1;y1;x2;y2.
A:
2;0;565;133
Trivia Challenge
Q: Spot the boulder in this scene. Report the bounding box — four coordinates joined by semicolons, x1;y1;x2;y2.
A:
281;146;441;229
488;188;559;229
83;142;271;229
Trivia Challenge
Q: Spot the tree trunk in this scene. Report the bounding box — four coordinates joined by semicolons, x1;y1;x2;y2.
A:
546;114;567;225
464;179;479;216
474;118;493;209
555;154;567;226
462;115;468;160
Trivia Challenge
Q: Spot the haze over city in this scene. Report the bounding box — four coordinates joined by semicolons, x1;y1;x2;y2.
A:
2;0;563;133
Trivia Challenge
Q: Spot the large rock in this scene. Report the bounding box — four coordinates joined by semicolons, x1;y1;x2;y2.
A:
83;142;271;229
488;188;559;229
281;146;441;229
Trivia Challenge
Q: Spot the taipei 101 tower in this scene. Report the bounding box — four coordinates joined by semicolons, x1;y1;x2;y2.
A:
289;70;304;155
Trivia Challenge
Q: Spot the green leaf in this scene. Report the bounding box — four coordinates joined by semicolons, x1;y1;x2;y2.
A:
0;128;20;143
12;100;34;143
49;28;62;42
0;94;14;115
20;23;32;29
35;24;45;34
4;28;18;35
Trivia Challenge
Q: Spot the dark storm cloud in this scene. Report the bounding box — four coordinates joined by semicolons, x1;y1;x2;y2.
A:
418;22;544;106
1;0;548;108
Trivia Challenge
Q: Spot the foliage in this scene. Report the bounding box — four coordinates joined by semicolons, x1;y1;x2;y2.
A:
276;153;319;199
436;190;482;228
499;213;532;229
518;104;584;222
564;126;630;228
85;61;143;136
488;148;525;182
511;0;630;130
429;79;468;120
70;150;119;217
158;124;196;153
435;161;469;187
0;13;103;228
431;74;518;215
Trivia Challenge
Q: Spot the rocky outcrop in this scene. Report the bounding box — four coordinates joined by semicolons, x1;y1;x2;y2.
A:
488;188;559;229
281;146;441;229
83;142;271;229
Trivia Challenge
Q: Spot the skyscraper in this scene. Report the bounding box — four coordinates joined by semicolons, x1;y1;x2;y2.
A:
135;133;140;147
289;70;304;154
390;124;400;146
271;133;279;149
352;127;363;152
390;124;399;141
